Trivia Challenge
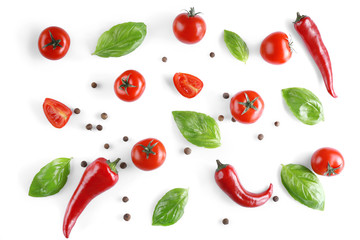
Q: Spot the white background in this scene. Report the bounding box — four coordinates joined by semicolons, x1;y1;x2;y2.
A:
1;0;359;239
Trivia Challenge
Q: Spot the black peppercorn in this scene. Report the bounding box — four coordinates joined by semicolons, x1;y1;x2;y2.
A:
273;196;279;202
104;143;110;149
86;124;93;130
223;93;230;99
184;147;192;155
162;56;167;62
122;196;129;203
210;52;215;58
274;121;280;127
218;115;224;121
101;113;108;120
74;108;80;114
222;218;229;225
91;82;97;88
258;134;264;140
123;213;131;221
96;125;103;131
123;136;129;142
231;117;236;122
120;162;127;169
80;161;87;168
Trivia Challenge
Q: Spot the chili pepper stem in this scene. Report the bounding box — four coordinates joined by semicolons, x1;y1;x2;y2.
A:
107;158;121;174
216;159;228;171
294;12;306;23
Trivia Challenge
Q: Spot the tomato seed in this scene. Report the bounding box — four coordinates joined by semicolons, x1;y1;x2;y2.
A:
222;218;229;225
162;56;167;62
218;115;224;121
74;108;80;114
122;196;129;203
86;124;93;130
104;143;110;149
101;113;108;120
91;82;97;88
96;125;103;131
120;162;127;169
184;147;192;155
80;161;88;168
210;52;215;58
223;93;230;99
258;134;264;140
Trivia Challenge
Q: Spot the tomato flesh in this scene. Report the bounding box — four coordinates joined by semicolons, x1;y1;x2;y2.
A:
43;98;72;128
173;73;203;98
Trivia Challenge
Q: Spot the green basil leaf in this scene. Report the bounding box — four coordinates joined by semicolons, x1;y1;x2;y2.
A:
152;188;189;226
29;157;72;197
282;87;324;125
172;111;221;148
92;22;147;58
224;29;249;63
281;164;325;211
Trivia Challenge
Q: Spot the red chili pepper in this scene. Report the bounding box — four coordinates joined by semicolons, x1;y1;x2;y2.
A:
294;12;337;98
63;157;120;238
214;160;273;207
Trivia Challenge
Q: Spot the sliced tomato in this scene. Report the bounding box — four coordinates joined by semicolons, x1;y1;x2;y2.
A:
173;72;203;98
43;98;72;128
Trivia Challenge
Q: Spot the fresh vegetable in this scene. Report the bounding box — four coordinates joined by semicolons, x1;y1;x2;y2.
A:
281;164;325;210
152;188;189;226
43;98;72;128
311;147;344;176
131;138;166;171
215;160;273;207
38;26;70;60
29;158;71;197
223;29;249;63
63;158;120;238
173;72;203;98
294;12;336;98
230;90;264;124
173;7;206;44
92;22;147;57
114;70;146;102
282;87;324;125
172;111;221;148
260;32;292;65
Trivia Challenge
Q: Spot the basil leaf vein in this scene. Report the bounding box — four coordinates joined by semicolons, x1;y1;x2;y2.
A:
282;87;324;125
224;29;249;63
281;164;325;210
152;188;189;226
92;22;147;58
29;157;72;197
172;111;221;148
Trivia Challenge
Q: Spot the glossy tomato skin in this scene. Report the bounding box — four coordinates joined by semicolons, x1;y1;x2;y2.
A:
114;70;146;102
260;32;292;65
230;90;264;124
38;26;70;60
311;147;344;176
43;98;72;128
173;8;206;44
173;72;203;98
131;138;166;171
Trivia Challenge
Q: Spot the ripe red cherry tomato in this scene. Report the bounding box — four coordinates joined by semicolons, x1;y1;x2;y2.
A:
38;26;70;60
260;32;292;65
311;147;344;176
173;7;206;44
43;98;72;128
131;138;166;171
230;90;264;124
114;70;146;102
173;72;203;98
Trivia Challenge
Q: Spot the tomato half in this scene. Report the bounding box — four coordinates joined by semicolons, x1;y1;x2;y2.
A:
131;138;166;171
260;32;292;65
38;26;70;60
173;7;206;44
311;147;344;176
114;70;146;102
230;90;264;124
43;98;72;128
173;73;203;98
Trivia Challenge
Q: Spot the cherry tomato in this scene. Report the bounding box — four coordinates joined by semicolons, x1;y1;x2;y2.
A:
114;70;146;102
173;7;206;44
260;32;292;65
230;90;264;124
131;138;166;171
43;98;72;128
38;26;70;60
173;72;203;98
311;147;344;176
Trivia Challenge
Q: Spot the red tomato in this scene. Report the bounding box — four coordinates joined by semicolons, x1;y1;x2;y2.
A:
131;138;166;171
260;32;292;65
173;7;206;44
173;72;203;98
311;147;344;176
114;70;146;102
38;26;70;60
43;98;72;128
230;90;264;124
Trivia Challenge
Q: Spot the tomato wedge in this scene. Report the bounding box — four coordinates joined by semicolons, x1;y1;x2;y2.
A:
173;73;203;98
43;98;72;128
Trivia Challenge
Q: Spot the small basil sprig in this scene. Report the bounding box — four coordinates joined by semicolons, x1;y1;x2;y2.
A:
29;158;72;197
172;111;221;148
152;188;189;226
92;22;147;58
281;164;325;211
224;29;249;63
282;87;324;125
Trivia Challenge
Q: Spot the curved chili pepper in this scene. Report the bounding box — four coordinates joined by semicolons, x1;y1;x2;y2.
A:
63;157;120;238
214;160;273;207
294;12;337;98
